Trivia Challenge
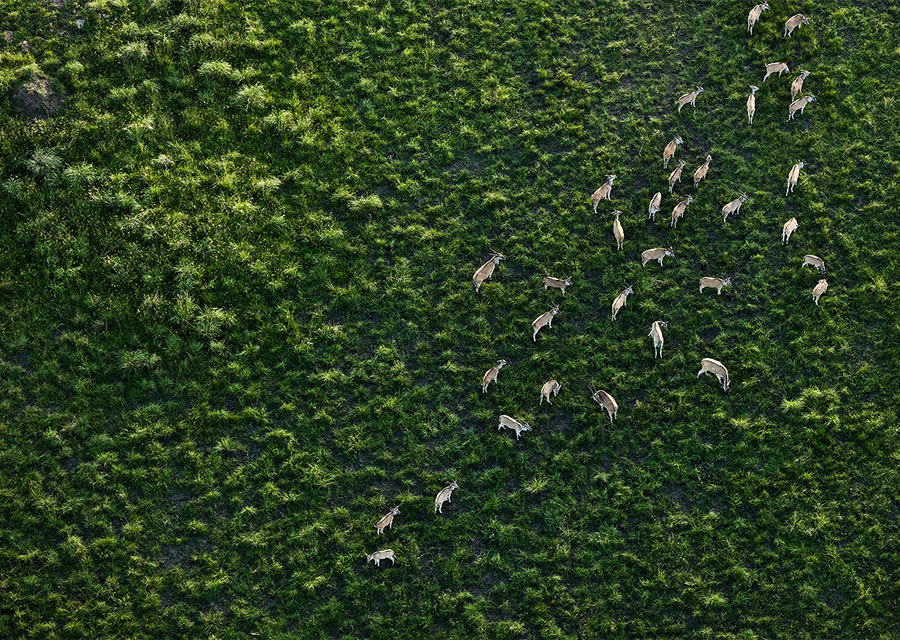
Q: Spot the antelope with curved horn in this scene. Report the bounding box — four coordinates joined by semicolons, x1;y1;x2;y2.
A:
366;549;396;567
722;193;749;223
747;3;770;35
589;384;618;422
677;86;703;112
671;195;694;228
481;359;508;393
611;285;633;321
641;247;675;267
791;71;810;101
612;210;624;250
374;506;400;535
668;159;686;193
473;251;505;293
782;217;798;244
540;379;561;405
434;481;459;514
788;95;815;121
543;275;572;296
802;254;825;274
648;191;662;220
532;305;560;341
699;276;732;295
698;358;730;392
747;86;759;125
786;161;805;195
763;61;790;83
498;414;532;440
591;175;616;213
693;155;711;189
663;135;683;169
784;13;809;38
812;279;828;306
648;320;668;359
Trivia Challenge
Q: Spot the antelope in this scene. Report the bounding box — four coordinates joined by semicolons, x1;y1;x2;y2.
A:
791;71;811;101
648;320;668;359
747;3;770;35
668;159;686;193
693;155;711;189
812;279;828;306
648;192;662;220
434;481;458;514
763;62;790;83
698;358;730;392
612;210;624;250
641;247;674;267
747;86;759;125
784;13;809;37
670;195;694;228
663;135;683;169
374;506;400;535
782;217;798;244
591;175;616;212
802;254;826;274
677;86;703;112
532;305;559;341
786;161;805;195
722;193;748;223
589;385;618;422
366;549;396;567
543;275;572;296
498;414;532;440
611;285;633;321
473;251;505;293
699;276;732;295
540;379;561;405
481;359;508;393
788;95;815;121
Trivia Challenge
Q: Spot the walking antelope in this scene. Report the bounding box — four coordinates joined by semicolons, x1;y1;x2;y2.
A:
589;385;618;422
611;285;634;321
782;217;798;244
498;414;532;440
671;195;694;228
648;192;662;220
540;379;561;405
532;305;560;341
366;549;396;567
747;3;770;34
481;359;508;393
374;507;400;535
473;251;505;293
693;155;712;189
648;320;668;359
591;175;616;212
543;275;572;296
786;161;805;195
747;86;759;125
788;95;815;121
698;358;730;392
763;62;790;83
791;71;811;101
802;254;826;274
641;247;675;267
434;481;459;514
668;159;686;193
612;210;624;250
784;13;809;37
677;86;703;112
663;135;683;169
699;276;732;295
812;279;828;306
722;193;749;222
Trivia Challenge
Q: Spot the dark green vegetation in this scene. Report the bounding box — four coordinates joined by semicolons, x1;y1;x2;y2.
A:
1;0;899;637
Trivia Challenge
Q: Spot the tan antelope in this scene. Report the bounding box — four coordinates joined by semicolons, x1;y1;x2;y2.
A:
699;276;732;295
366;549;396;567
498;414;532;440
802;254;826;274
671;195;694;228
791;71;811;101
611;285;634;321
677;86;703;112
374;506;400;535
747;3;770;34
473;251;505;293
532;305;559;341
788;95;815;121
747;86;759;125
543;275;572;296
786;161;805;195
812;279;828;306
434;481;458;514
722;193;749;222
612;210;624;250
784;13;809;37
782;217;798;244
698;358;730;392
663;135;683;169
589;385;618;422
693;155;712;189
763;62;790;83
648;320;668;359
481;359;508;393
668;159;686;193
591;175;616;212
648;191;662;220
540;379;561;405
641;247;675;267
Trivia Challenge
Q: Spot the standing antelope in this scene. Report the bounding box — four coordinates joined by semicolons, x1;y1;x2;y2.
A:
693;155;711;189
648;320;668;359
671;195;694;228
788;95;815;121
641;247;675;267
481;359;508;393
812;279;828;306
366;549;396;567
786;161;805;195
782;217;798;244
648;191;662;220
668;159;686;193
663;135;683;168
532;305;559;341
374;506;400;535
699;276;732;295
802;254;826;274
747;3;770;34
698;358;730;392
591;175;616;212
540;379;561;405
677;86;703;112
612;210;624;250
611;285;634;321
747;86;759;125
722;193;749;222
763;62;790;83
589;385;618;422
784;13;809;37
434;481;458;514
543;275;572;296
473;252;505;293
791;71;811;101
498;414;532;440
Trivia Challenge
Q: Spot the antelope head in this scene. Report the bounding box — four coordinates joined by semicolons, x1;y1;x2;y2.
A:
749;85;759;95
564;276;573;286
497;359;508;369
390;506;401;515
659;320;669;330
801;15;809;26
449;480;459;490
674;135;684;145
797;160;805;168
696;86;704;94
685;195;694;204
740;192;749;202
806;94;816;103
705;154;712;163
623;284;634;295
607;174;616;184
612;210;622;219
551;305;560;315
665;249;675;258
490;250;506;263
722;277;732;287
800;70;810;79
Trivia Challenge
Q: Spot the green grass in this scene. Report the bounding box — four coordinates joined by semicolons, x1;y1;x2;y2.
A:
1;0;899;638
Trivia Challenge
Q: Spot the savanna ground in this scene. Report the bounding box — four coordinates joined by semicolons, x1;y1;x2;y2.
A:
1;0;899;638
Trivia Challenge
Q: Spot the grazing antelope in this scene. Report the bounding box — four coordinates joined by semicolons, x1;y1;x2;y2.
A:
611;285;634;321
812;279;828;306
763;62;790;83
784;13;809;37
747;86;759;125
641;247;675;267
543;275;572;296
366;549;396;567
668;159;686;193
473;251;505;293
722;193;749;222
791;71;811;101
589;385;618;422
788;95;815;121
591;175;616;212
698;358;730;392
532;305;560;341
481;359;508;393
747;3;770;34
786;161;805;195
693;155;711;189
782;217;798;244
677;86;703;112
802;254;826;274
663;135;683;169
648;320;668;359
434;481;458;514
374;507;400;535
540;379;561;405
612;210;624;250
699;276;732;295
648;191;662;220
670;195;694;228
498;414;532;440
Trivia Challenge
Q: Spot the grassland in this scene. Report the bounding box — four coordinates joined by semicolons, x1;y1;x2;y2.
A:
1;0;899;638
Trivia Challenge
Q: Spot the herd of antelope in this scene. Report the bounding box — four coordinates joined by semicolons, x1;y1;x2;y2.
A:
367;4;829;569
